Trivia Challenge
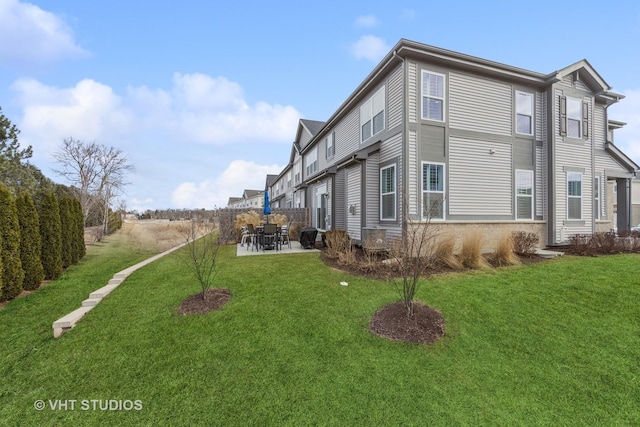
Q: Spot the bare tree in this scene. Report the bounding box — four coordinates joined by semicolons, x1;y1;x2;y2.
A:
52;138;134;233
176;216;220;300
388;192;442;318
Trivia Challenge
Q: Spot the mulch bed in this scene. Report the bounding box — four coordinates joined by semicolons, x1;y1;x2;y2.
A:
370;301;445;344
178;288;232;315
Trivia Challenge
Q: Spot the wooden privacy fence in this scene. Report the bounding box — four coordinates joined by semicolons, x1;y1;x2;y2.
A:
217;208;310;243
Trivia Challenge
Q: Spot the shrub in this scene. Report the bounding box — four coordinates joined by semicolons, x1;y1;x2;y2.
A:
492;234;521;266
39;192;63;280
590;232;617;254
325;229;350;258
16;193;44;291
568;234;592;256
433;234;462;270
511;231;540;256
460;229;490;269
0;185;24;301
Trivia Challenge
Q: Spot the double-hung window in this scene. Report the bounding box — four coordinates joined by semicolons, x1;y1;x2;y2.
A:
516;91;533;135
560;96;589;139
422;162;445;220
566;98;582;138
326;132;335;159
594;176;600;220
305;148;318;177
360;87;385;142
567;172;582;219
287;171;292;189
294;161;301;184
380;164;396;220
516;170;534;220
422;70;445;121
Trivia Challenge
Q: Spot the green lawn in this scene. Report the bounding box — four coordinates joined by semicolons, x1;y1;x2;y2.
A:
1;234;639;426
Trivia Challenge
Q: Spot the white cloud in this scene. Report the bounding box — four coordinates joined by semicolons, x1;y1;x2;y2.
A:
171;160;282;209
128;73;301;145
12;77;133;157
355;15;378;28
12;73;301;155
0;0;88;65
400;9;417;20
350;35;390;62
609;88;640;165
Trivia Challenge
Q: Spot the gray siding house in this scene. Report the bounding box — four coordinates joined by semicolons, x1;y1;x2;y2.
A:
272;39;638;248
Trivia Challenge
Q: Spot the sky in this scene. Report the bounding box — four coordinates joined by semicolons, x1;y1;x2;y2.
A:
0;0;639;212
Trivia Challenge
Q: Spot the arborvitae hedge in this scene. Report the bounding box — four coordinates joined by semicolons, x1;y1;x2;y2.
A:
39;192;63;280
0;185;24;301
16;193;44;291
59;195;73;269
73;198;86;261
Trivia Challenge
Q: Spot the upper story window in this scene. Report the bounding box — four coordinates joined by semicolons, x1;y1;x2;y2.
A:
380;164;396;220
422;70;445;121
294;161;301;184
287;171;292;189
326;132;335;159
361;86;385;142
566;98;582;138
305;147;318;177
516;91;533;135
560;96;589;139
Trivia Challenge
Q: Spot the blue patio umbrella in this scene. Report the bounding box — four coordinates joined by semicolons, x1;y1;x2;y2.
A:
263;191;271;223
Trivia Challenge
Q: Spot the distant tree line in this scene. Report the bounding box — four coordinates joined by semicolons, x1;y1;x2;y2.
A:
0;107;124;302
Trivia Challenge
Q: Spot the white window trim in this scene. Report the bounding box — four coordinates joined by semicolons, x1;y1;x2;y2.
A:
515;91;534;136
305;147;318;177
421;70;446;122
360;86;386;143
380;164;396;221
326;132;335;159
315;183;329;231
515;169;534;220
567;172;583;220
421;161;446;221
566;97;582;139
594;176;601;220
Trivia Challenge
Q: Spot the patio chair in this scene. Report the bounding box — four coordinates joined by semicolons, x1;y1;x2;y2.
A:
262;223;279;252
246;224;258;252
280;222;291;249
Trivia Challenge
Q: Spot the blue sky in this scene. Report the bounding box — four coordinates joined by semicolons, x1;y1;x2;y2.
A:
1;0;639;212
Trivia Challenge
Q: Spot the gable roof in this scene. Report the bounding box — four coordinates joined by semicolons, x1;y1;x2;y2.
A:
243;189;263;199
265;174;278;190
296;119;326;151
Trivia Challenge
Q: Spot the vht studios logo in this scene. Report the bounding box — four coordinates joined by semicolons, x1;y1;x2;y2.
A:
34;399;143;411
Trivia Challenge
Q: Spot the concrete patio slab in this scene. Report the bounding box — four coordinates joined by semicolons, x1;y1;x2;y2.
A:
236;242;320;256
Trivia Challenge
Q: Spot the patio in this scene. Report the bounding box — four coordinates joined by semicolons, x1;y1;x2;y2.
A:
236;241;320;256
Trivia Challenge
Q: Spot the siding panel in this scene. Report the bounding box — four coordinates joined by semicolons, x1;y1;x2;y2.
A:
593;104;606;150
449;72;512;136
335;109;360;161
346;165;361;240
387;64;403;130
334;169;346;230
365;151;380;227
449;137;512;215
408;62;417;123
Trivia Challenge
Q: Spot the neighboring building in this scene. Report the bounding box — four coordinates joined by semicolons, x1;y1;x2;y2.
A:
227;189;264;210
269;39;639;248
227;197;242;208
268;119;325;210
